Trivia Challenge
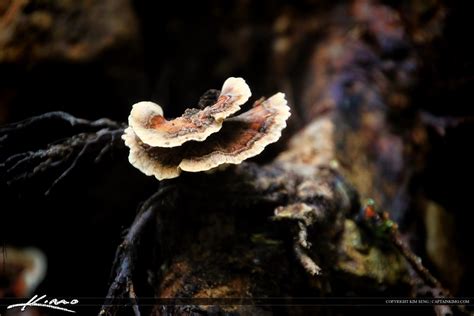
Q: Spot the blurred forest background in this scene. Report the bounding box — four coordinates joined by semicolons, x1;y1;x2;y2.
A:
1;0;474;315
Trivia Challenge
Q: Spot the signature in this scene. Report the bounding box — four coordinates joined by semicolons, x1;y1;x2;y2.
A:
7;294;79;313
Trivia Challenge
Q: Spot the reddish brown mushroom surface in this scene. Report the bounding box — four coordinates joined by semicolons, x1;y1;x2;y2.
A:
122;80;291;180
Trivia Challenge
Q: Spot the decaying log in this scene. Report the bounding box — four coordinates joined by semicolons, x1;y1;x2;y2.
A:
0;104;447;315
100;0;457;315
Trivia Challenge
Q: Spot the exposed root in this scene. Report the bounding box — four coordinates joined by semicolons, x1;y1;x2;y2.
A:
100;186;173;316
0;111;125;195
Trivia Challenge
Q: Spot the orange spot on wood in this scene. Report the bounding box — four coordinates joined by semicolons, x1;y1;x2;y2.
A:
364;205;376;218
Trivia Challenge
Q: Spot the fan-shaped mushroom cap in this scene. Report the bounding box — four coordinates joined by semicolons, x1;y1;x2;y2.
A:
128;77;251;148
123;92;290;180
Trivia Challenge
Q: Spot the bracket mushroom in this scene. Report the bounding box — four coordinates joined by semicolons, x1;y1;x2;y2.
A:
122;78;291;180
128;77;251;147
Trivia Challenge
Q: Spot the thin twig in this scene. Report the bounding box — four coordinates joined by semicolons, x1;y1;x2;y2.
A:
1;113;125;194
0;111;121;135
390;231;445;292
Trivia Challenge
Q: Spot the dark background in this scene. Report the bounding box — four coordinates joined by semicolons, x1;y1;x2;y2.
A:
1;0;473;304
